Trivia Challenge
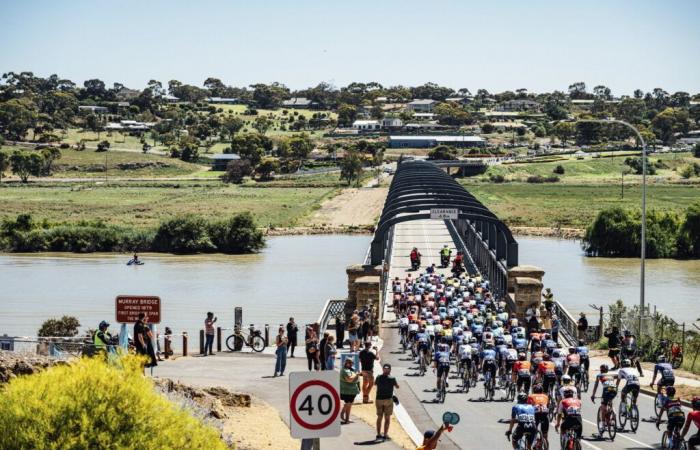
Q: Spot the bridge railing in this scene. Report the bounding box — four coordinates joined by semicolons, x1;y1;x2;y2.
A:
551;300;578;347
317;298;348;334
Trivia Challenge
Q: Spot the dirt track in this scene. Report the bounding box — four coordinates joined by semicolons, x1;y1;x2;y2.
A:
309;176;389;228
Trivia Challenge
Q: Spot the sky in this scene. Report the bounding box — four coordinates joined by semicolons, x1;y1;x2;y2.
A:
1;0;699;95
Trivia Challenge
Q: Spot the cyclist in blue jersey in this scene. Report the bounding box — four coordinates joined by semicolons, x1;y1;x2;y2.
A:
650;355;675;395
576;340;590;373
506;393;537;449
481;342;498;387
514;333;528;354
433;341;451;394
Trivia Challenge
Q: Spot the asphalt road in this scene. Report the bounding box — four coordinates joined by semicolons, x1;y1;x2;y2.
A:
381;219;691;450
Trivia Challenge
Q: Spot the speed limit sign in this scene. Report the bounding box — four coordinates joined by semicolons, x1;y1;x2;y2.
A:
289;371;341;439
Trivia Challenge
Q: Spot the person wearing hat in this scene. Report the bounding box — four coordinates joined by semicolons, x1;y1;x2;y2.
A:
416;424;447;450
94;320;112;356
374;363;399;441
542;288;554;314
577;313;588;341
339;357;360;424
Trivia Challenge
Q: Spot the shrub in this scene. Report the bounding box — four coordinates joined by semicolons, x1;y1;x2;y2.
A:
152;215;215;253
553;164;565;175
481;123;495;134
209;213;265;253
221;159;253;184
679;164;695;179
0;357;228;450
59;143;70;149
489;174;505;183
694;142;700;158
95;140;110;152
624;156;657;175
37;315;81;337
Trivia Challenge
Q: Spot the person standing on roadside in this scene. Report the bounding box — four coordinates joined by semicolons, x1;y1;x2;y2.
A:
274;326;287;377
375;363;399;441
605;326;621;369
416;424;447;450
348;312;360;352
340;358;360;424
325;335;337;370
204;312;217;356
577;313;588;341
360;341;379;403
319;332;330;370
305;326;320;371
134;313;149;363
286;317;298;358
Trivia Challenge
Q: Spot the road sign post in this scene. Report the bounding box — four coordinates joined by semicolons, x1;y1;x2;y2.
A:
289;371;341;445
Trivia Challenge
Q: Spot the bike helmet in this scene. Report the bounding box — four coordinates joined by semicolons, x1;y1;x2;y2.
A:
469;337;477;344
666;386;676;397
568;347;576;354
624;329;632;337
621;359;631;368
542;353;551;361
533;384;543;394
518;353;526;361
517;393;528;403
562;375;572;383
438;343;449;352
563;389;574;398
692;396;700;410
657;355;667;363
600;364;609;373
578;340;586;346
99;320;110;329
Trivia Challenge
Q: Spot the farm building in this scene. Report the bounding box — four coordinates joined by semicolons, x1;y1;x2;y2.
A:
389;135;485;148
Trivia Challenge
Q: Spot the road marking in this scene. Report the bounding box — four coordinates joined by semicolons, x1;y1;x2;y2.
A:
579;439;604;450
582;418;654;449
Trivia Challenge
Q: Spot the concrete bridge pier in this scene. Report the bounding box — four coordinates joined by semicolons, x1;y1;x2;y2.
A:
345;264;382;324
507;265;545;320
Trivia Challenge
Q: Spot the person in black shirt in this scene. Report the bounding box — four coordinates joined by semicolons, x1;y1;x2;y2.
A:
359;341;378;403
604;326;621;369
286;317;298;358
134;313;148;356
577;313;588;341
374;364;399;441
319;332;329;370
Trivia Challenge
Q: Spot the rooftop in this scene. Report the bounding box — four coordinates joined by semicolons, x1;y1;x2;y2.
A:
408;99;438;105
389;135;484;142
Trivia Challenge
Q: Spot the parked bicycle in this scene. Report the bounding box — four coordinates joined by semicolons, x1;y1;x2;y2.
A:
225;325;265;352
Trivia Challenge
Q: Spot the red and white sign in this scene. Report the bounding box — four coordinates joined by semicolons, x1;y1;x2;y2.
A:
289;371;341;439
115;295;161;324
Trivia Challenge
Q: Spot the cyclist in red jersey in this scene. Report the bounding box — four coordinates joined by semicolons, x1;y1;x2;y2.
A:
681;396;700;449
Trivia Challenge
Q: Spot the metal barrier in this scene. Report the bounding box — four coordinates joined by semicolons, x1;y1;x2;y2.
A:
317;298;348;334
551;300;578;347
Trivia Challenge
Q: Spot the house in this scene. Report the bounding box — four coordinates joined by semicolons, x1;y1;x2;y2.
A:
78;105;109;114
381;117;403;129
406;99;438;112
446;97;472;104
678;130;700;145
413;112;436;121
207;97;239;104
104;120;152;131
206;153;241;171
352;120;381;131
282;97;318;109
496;99;541;112
162;94;180;103
389;135;485;148
404;122;449;131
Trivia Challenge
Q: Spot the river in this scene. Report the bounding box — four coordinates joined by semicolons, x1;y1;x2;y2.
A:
1;235;699;339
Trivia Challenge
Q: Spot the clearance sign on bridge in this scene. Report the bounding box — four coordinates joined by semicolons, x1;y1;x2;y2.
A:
115;295;161;324
430;208;458;220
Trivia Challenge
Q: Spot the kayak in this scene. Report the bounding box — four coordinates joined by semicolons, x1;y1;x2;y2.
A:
127;260;144;266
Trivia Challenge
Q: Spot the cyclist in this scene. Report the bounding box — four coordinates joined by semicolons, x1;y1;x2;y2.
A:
650;355;675;396
680;396;700;449
536;353;558;395
620;330;644;377
528;384;551;447
514;332;528;355
555;389;583;443
433;341;451;396
558;374;579;400
565;347;582;386
591;364;618;426
414;326;430;366
513;352;533;394
398;315;409;346
481;342;498;391
575;340;590;374
506;393;537;450
440;244;451;267
616;358;641;407
504;343;519;377
552;347;567;386
458;339;473;381
656;386;686;442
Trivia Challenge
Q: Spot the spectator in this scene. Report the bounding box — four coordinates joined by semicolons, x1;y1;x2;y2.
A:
335;314;345;349
359;341;378;403
204;312;217;356
134;313;148;357
605;326;621;369
577;313;588;341
286;317;298;358
340;358;360;424
375;363;399;441
348;312;360;352
164;327;173;359
361;315;371;343
325;336;337;370
551;315;560;343
417;424;447;450
319;332;329;370
143;315;157;368
274;326;287;377
542;288;554;314
305;327;320;371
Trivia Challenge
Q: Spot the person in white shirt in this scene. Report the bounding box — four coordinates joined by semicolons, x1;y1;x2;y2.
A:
616;359;641;405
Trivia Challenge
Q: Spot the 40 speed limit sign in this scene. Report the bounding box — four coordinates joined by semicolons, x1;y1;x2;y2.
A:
289;371;341;439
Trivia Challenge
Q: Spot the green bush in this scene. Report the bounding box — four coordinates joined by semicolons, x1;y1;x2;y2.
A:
153;215;215;253
0;357;228;450
209;212;264;254
553;164;565;175
38;315;80;337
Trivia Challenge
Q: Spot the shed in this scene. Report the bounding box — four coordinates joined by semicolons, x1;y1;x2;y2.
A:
206;153;241;171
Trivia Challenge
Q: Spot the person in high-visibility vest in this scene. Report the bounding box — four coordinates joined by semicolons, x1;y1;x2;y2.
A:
94;320;112;353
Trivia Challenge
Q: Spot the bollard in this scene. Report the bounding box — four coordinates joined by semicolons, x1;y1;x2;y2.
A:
164;335;172;359
216;327;222;353
264;324;270;347
182;332;188;357
199;329;205;355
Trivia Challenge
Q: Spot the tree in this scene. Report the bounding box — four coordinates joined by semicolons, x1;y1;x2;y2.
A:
593;85;612;100
221;116;244;140
10;151;43;182
677;203;700;258
624;156;657;175
84;113;103;139
250;82;290;109
427;145;458;160
96;140;110;152
433;102;471;126
481;123;495;134
340;150;363;186
40;147;61;175
82;79;107;100
0;98;38;140
553;165;565;175
255;157;280;181
252;115;272;134
553;122;576;145
38;315;80;337
221;159;253;184
0;152;9;183
286;133;314;161
229;133;270;166
337;103;357;127
568;82;588;99
651;107;690;144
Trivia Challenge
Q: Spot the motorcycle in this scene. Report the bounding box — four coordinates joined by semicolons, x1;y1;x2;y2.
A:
411;258;420;271
440;254;450;268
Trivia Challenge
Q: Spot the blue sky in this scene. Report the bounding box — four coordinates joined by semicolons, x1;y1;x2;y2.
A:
1;0;698;94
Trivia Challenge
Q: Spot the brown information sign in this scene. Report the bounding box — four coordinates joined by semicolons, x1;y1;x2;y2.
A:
115;295;161;324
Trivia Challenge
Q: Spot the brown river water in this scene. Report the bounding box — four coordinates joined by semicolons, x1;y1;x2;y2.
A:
0;235;698;339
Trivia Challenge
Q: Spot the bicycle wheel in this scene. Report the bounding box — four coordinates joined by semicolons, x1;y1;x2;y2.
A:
251;335;265;352
596;407;605;437
463;368;470;393
508;383;516;401
617;401;628;429
672;355;683;370
581;372;589;392
661;431;669;450
655;393;664;418
225;334;241;351
630;404;639;432
607;411;617;441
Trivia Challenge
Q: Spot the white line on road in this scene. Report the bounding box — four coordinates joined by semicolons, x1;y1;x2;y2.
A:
582;418;654;449
580;438;604;450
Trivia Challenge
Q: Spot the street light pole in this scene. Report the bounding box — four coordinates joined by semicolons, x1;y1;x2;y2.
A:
574;118;647;334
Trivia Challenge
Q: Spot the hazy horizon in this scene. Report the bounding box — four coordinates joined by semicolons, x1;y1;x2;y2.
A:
2;0;699;95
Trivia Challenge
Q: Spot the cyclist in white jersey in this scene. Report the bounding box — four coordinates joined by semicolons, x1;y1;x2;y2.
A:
616;359;641;405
